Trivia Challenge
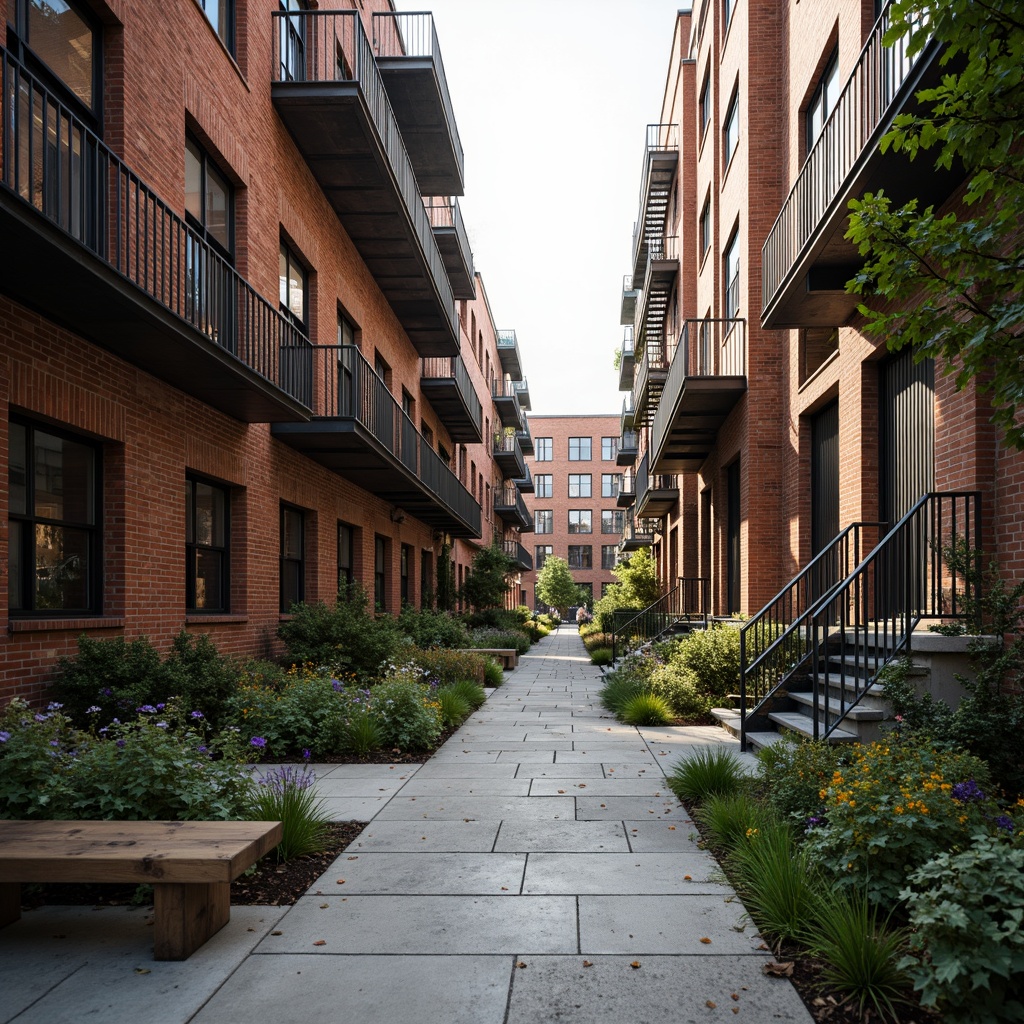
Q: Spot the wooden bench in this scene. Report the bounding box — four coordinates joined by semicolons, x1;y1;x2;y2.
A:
458;647;518;670
0;819;282;960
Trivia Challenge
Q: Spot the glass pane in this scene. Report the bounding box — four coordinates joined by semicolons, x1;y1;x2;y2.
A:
34;430;94;524
279;246;289;309
194;482;225;547
185;138;203;223
34;523;89;609
282;508;302;559
28;0;94;109
9;422;27;515
206;162;231;252
185;478;194;544
194;548;224;610
281;562;302;609
9;520;23;610
287;264;305;322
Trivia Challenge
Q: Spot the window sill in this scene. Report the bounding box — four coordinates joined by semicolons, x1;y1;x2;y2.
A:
185;613;248;625
9;616;125;633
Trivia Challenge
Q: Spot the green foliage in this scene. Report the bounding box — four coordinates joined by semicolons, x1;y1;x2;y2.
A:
482;658;504;688
845;0;1024;448
278;584;401;677
588;646;614;667
409;647;487;686
667;747;747;804
619;691;673;726
371;669;443;751
900;834;1024;1022
674;625;741;700
695;791;776;855
340;707;382;757
469;627;531;656
647;661;717;720
441;678;487;711
519;619;547;643
436;541;456;611
592;546;660;629
246;764;332;862
436;688;472;728
396;607;471;650
161;631;240;729
535;555;585;616
599;673;646;717
756;735;853;825
460;543;518;611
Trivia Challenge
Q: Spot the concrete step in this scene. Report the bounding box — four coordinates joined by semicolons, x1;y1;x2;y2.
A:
745;731;787;754
788;691;887;721
767;710;859;743
818;674;890;710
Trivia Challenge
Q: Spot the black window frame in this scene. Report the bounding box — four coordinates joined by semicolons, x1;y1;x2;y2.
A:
400;543;411;606
700;194;712;259
568;473;592;498
601;510;624;535
374;534;388;611
280;503;305;613
338;519;354;591
601;474;620;499
567;545;592;570
534;510;553;535
185;133;234;261
806;49;839;154
601;436;618;461
534;544;553;569
568;436;592;461
279;239;308;332
699;68;711;140
197;0;236;56
601;544;618;570
723;87;739;170
568;510;592;535
724;227;741;320
535;437;553;462
185;473;230;613
534;473;553;499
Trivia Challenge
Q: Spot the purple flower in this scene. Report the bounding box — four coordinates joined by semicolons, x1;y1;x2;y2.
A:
302;749;311;761
98;727;109;735
952;780;986;803
86;706;102;715
190;711;204;720
49;740;60;748
116;739;127;749
250;736;267;749
47;702;63;711
34;714;48;722
138;705;156;714
197;745;208;754
0;731;9;743
156;703;166;711
331;679;343;692
155;721;169;729
102;688;113;697
995;815;1014;833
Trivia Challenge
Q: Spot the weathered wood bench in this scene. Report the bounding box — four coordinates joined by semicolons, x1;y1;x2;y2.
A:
0;819;282;960
458;647;518;670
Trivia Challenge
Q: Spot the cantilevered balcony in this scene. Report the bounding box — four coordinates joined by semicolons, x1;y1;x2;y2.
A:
617;468;636;508
423;197;475;299
272;345;480;537
502;538;533;572
621;394;636;433
0;50;312;423
494;483;532;531
618;326;635;392
619;508;656;553
761;4;955;328
650;318;747;473
630;124;679;284
515;465;535;493
496;329;523;379
491;378;524;430
372;12;464;196
493;432;527;481
512;378;531;411
420;355;483;443
271;10;457;356
632;335;670;427
617;428;639;466
634;452;679;519
620;274;639;326
517;414;534;457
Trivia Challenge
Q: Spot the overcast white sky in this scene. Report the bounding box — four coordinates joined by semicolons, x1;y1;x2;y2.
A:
396;0;687;416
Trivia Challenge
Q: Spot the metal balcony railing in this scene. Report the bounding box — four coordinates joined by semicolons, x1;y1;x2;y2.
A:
0;48;312;407
502;538;533;572
495;483;531;526
421;354;483;425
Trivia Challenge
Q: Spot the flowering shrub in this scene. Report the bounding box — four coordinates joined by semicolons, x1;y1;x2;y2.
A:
756;735;854;825
246;761;331;861
469;627;531;656
371;663;443;750
408;647;487;686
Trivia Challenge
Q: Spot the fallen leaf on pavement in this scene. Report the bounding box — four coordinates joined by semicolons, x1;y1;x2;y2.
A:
763;962;795;978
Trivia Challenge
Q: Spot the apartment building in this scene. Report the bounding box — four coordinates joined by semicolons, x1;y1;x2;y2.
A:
521;414;624;612
0;0;533;702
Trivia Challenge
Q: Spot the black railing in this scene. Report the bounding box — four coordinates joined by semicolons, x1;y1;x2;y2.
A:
423;195;473;275
494;483;530;527
421;355;483;426
492;378;524;401
0;48;312;406
630;123;680;275
502;539;533;572
761;1;929;312
612;577;710;661
620;428;638;453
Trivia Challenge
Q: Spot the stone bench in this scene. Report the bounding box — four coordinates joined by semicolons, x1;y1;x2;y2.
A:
458;647;519;670
0;818;282;960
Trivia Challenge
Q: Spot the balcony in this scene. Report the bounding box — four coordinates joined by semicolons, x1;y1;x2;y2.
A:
372;12;464;196
494;483;532;531
630;124;679;284
423;197;475;299
0;50;312;423
517;414;534;457
515;465;535;494
617;428;639;466
621;394;636;433
620;274;639;326
272;345;480;537
491;378;524;430
420;355;483;443
632;335;670;427
761;5;954;328
619;509;656;552
618;325;635;391
496;329;523;378
512;378;531;411
492;432;526;481
271;10;458;357
617;468;636;508
502;538;533;572
650;319;747;473
634;452;679;519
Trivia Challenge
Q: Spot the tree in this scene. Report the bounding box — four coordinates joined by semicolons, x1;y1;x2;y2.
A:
844;0;1024;447
535;556;584;618
461;543;518;611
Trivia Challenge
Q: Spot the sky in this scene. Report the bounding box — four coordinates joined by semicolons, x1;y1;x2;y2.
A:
395;0;688;416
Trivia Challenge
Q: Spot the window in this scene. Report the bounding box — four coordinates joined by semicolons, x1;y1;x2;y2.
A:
724;0;739;33
699;69;711;139
279;241;307;330
801;327;840;382
568;437;592;461
198;0;234;54
535;510;553;534
186;137;233;259
338;313;356;348
8;419;99;614
568;545;592;570
186;475;229;612
534;473;553;498
700;194;712;259
601;436;618;461
807;50;839;151
400;544;411;605
374;535;387;610
724;88;739;169
278;0;307;82
535;437;553;462
601;545;619;570
280;505;304;612
568;510;592;534
601;474;620;498
420;550;433;608
338;520;354;590
724;228;741;319
602;510;624;534
568;474;592;498
535;544;553;569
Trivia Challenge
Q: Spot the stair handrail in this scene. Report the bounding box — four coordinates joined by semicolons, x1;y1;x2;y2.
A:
739;521;886;744
804;491;981;740
611;576;709;661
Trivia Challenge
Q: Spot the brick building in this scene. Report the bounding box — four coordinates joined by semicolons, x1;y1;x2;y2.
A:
521;414;623;613
0;0;533;703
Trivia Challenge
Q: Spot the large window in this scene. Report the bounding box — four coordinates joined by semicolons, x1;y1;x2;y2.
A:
724;228;741;319
723;87;739;170
278;0;307;82
601;436;618;461
534;473;553;498
374;535;388;610
197;0;234;54
601;510;624;534
700;194;712;259
535;437;553;462
534;544;553;569
400;544;411;606
338;520;354;590
534;510;553;534
568;437;592;461
699;69;711;139
601;545;618;570
279;241;307;331
568;545;592;570
568;473;592;498
807;50;839;152
186;475;229;612
568;510;592;534
8;419;99;614
601;474;620;498
280;504;304;612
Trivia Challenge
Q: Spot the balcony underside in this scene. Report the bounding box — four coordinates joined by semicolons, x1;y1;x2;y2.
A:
419;378;482;443
271;419;479;537
493;393;523;430
620;533;654;553
495;502;531;531
0;197;310;424
496;334;522;379
517;430;534;457
620;284;638;326
633;368;668;425
431;224;476;300
651;377;747;472
632;151;678;281
512;380;531;411
636;486;679;519
618;352;635;392
494;448;526;480
617;488;635;508
272;83;457;356
616;446;638;467
377;60;463;197
516;473;534;494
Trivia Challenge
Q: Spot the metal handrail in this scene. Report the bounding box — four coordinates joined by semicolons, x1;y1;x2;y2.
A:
421;355;483;428
612;576;710;661
423;196;473;279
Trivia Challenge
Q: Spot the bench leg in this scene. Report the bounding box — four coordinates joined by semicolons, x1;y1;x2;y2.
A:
153;882;230;961
0;883;20;928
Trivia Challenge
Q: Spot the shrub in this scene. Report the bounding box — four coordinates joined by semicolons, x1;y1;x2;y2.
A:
441;679;487;711
599;673;646;717
900;833;1024;1023
756;735;853;825
246;763;331;862
519;619;547;643
668;747;748;804
340;707;382;756
371;669;443;751
160;631;240;728
469;626;531;656
409;647;486;686
695;791;776;855
647;662;717;719
437;689;472;728
589;646;614;667
674;625;741;700
620;691;673;726
483;658;504;688
396;607;471;650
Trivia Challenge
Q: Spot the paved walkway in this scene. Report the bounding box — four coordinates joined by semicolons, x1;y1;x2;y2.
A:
0;625;812;1023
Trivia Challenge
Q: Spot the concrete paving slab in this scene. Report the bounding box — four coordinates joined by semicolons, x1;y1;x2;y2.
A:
313;776;413;797
427;749;503;762
260;894;578;954
495;750;556;763
374;795;576;820
315;796;389;821
554;746;657;762
576;796;688;821
600;763;669;778
528;778;672;797
522;853;729;894
514;763;607;779
410;762;519;779
495;820;629;853
504;955;814;1024
397;777;531;797
192;954;514;1024
624;820;701;852
318;763;423;778
347;819;502;852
